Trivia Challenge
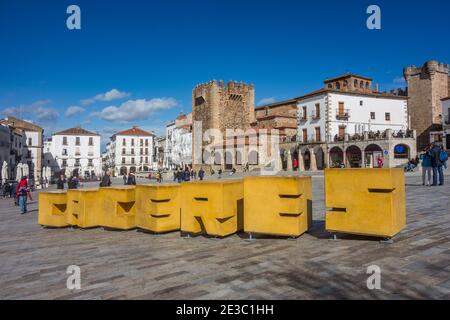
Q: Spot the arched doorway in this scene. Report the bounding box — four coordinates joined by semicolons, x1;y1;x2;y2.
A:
280;149;287;170
314;147;325;170
129;166;136;174
143;166;149;172
72;168;79;177
291;148;299;170
120;166;127;175
346;146;362;168
329;147;344;168
303;149;311;171
248;150;258;165
365;144;383;168
394;144;410;159
225;151;233;170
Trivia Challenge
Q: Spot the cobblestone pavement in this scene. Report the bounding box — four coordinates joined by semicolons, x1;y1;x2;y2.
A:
0;172;449;299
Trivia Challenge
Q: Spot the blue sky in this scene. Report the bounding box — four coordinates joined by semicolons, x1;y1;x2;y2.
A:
1;0;449;150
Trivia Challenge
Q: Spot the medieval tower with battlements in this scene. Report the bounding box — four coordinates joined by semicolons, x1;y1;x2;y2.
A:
192;80;255;168
404;60;450;150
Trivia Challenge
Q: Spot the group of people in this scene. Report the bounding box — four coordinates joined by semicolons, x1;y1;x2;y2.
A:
1;176;33;214
173;166;205;183
122;172;137;185
419;143;447;186
55;174;81;190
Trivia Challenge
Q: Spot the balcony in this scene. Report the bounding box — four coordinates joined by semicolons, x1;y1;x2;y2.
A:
336;109;350;120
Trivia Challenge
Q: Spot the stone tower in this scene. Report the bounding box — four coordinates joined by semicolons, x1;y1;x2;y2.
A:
404;60;450;150
192;80;255;167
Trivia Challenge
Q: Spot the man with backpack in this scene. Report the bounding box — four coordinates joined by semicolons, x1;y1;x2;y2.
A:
430;143;447;186
16;176;29;214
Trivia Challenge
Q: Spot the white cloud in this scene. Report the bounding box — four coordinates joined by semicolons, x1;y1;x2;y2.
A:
65;106;85;117
81;89;130;106
2;99;58;123
257;97;276;106
92;98;178;122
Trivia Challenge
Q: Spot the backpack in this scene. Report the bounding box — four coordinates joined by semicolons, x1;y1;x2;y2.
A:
439;150;448;163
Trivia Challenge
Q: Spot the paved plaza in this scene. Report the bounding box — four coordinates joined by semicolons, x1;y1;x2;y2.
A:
0;172;449;300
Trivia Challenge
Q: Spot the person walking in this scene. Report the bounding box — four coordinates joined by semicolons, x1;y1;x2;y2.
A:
430;143;445;186
16;176;28;214
100;170;112;187
127;172;136;185
198;167;205;181
377;156;384;168
56;174;66;190
420;148;432;186
123;173;128;185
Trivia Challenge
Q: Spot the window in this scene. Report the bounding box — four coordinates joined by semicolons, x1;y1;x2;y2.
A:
131;139;135;146
131;158;135;164
140;148;143;155
366;82;370;89
360;100;363;106
339;125;346;138
145;139;148;146
122;148;126;155
360;80;364;88
89;137;93;146
385;113;391;121
131;148;135;155
315;104;320;118
315;127;321;142
328;83;333;89
370;112;375;120
63;137;68;145
122;138;126;146
88;159;93;166
338;102;345;114
145;148;148;155
75;159;80;167
140;157;143;163
122;157;125;164
145;157;148;163
302;129;307;143
27;150;31;158
28;138;32;146
302;106;307;119
343;80;348;87
335;82;341;90
62;159;67;167
62;149;68;156
354;79;358;88
75;137;80;146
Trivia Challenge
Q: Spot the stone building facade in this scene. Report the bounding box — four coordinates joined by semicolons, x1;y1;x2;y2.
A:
442;97;450;150
404;60;450;150
192;80;255;170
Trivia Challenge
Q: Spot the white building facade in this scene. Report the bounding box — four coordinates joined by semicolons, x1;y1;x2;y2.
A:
292;74;415;169
109;126;155;176
164;113;193;169
46;127;102;177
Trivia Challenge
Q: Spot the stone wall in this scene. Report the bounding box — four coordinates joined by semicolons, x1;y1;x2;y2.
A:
404;60;449;150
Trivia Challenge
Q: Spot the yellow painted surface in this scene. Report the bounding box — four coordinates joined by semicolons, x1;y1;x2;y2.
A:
243;176;312;237
38;191;69;227
135;184;181;233
181;180;244;237
102;186;136;230
67;188;103;228
325;168;406;238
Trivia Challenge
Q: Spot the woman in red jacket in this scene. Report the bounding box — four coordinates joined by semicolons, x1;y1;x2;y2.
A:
16;176;29;214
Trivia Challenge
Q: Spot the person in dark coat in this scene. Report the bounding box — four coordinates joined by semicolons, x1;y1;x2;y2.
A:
127;173;136;185
198;168;205;181
430;143;445;186
100;170;112;187
56;174;66;190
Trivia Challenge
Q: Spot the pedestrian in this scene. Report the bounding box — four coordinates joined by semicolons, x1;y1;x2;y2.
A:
198;167;205;181
420;148;432;186
377;156;384;168
11;180;18;205
293;158;299;171
127;172;136;185
56;174;66;190
123;173;128;185
430;143;446;186
218;169;222;179
100;170;112;187
184;167;191;182
16;176;28;214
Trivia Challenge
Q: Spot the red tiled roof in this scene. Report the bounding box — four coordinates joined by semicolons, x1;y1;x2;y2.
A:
113;127;154;137
54;127;100;136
